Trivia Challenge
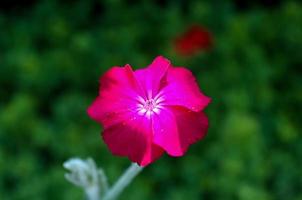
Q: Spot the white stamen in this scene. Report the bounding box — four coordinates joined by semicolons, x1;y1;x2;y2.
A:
136;94;164;118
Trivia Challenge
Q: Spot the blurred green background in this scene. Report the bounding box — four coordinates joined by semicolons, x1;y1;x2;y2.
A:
0;0;301;199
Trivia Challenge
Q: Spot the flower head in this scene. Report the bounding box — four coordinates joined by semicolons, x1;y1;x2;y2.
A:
175;25;213;56
88;56;211;166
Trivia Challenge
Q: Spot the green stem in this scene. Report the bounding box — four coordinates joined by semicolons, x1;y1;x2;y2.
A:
103;163;143;200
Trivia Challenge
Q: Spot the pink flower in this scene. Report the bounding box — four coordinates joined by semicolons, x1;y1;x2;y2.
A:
175;25;213;56
88;56;211;166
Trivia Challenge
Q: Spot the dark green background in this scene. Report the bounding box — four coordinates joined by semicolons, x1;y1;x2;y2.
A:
0;0;301;199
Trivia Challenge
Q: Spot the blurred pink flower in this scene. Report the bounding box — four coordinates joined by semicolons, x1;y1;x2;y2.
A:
175;25;213;56
88;56;211;166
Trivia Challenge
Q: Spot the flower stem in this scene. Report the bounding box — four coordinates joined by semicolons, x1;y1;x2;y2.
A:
85;185;100;200
103;163;143;200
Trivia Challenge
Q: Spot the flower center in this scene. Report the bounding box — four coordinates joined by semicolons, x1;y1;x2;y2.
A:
143;99;157;111
136;94;164;118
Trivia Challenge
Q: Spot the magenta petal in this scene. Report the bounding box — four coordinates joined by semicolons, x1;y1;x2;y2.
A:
99;64;143;96
153;106;208;156
152;108;183;156
103;115;164;166
160;67;211;112
87;65;142;128
135;56;170;98
171;107;209;152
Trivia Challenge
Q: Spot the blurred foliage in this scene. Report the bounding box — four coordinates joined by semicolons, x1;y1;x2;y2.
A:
0;0;301;199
